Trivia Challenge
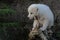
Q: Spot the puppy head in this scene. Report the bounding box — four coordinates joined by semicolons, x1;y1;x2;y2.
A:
27;4;38;19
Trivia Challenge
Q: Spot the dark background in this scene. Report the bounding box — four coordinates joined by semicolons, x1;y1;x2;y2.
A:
0;0;60;40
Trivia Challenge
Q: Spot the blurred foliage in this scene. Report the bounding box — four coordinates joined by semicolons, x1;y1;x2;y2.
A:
0;23;29;40
0;2;29;40
0;23;19;27
0;9;16;14
0;3;10;9
0;0;14;4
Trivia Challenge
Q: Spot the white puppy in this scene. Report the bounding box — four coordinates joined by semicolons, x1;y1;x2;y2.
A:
27;4;54;31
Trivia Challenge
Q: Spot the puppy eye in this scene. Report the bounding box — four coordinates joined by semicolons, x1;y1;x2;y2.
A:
31;13;32;14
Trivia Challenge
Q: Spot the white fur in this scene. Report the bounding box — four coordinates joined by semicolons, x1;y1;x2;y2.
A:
27;4;54;31
32;19;40;30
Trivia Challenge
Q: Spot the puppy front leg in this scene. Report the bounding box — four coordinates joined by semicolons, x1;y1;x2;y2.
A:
40;19;49;31
32;20;39;31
